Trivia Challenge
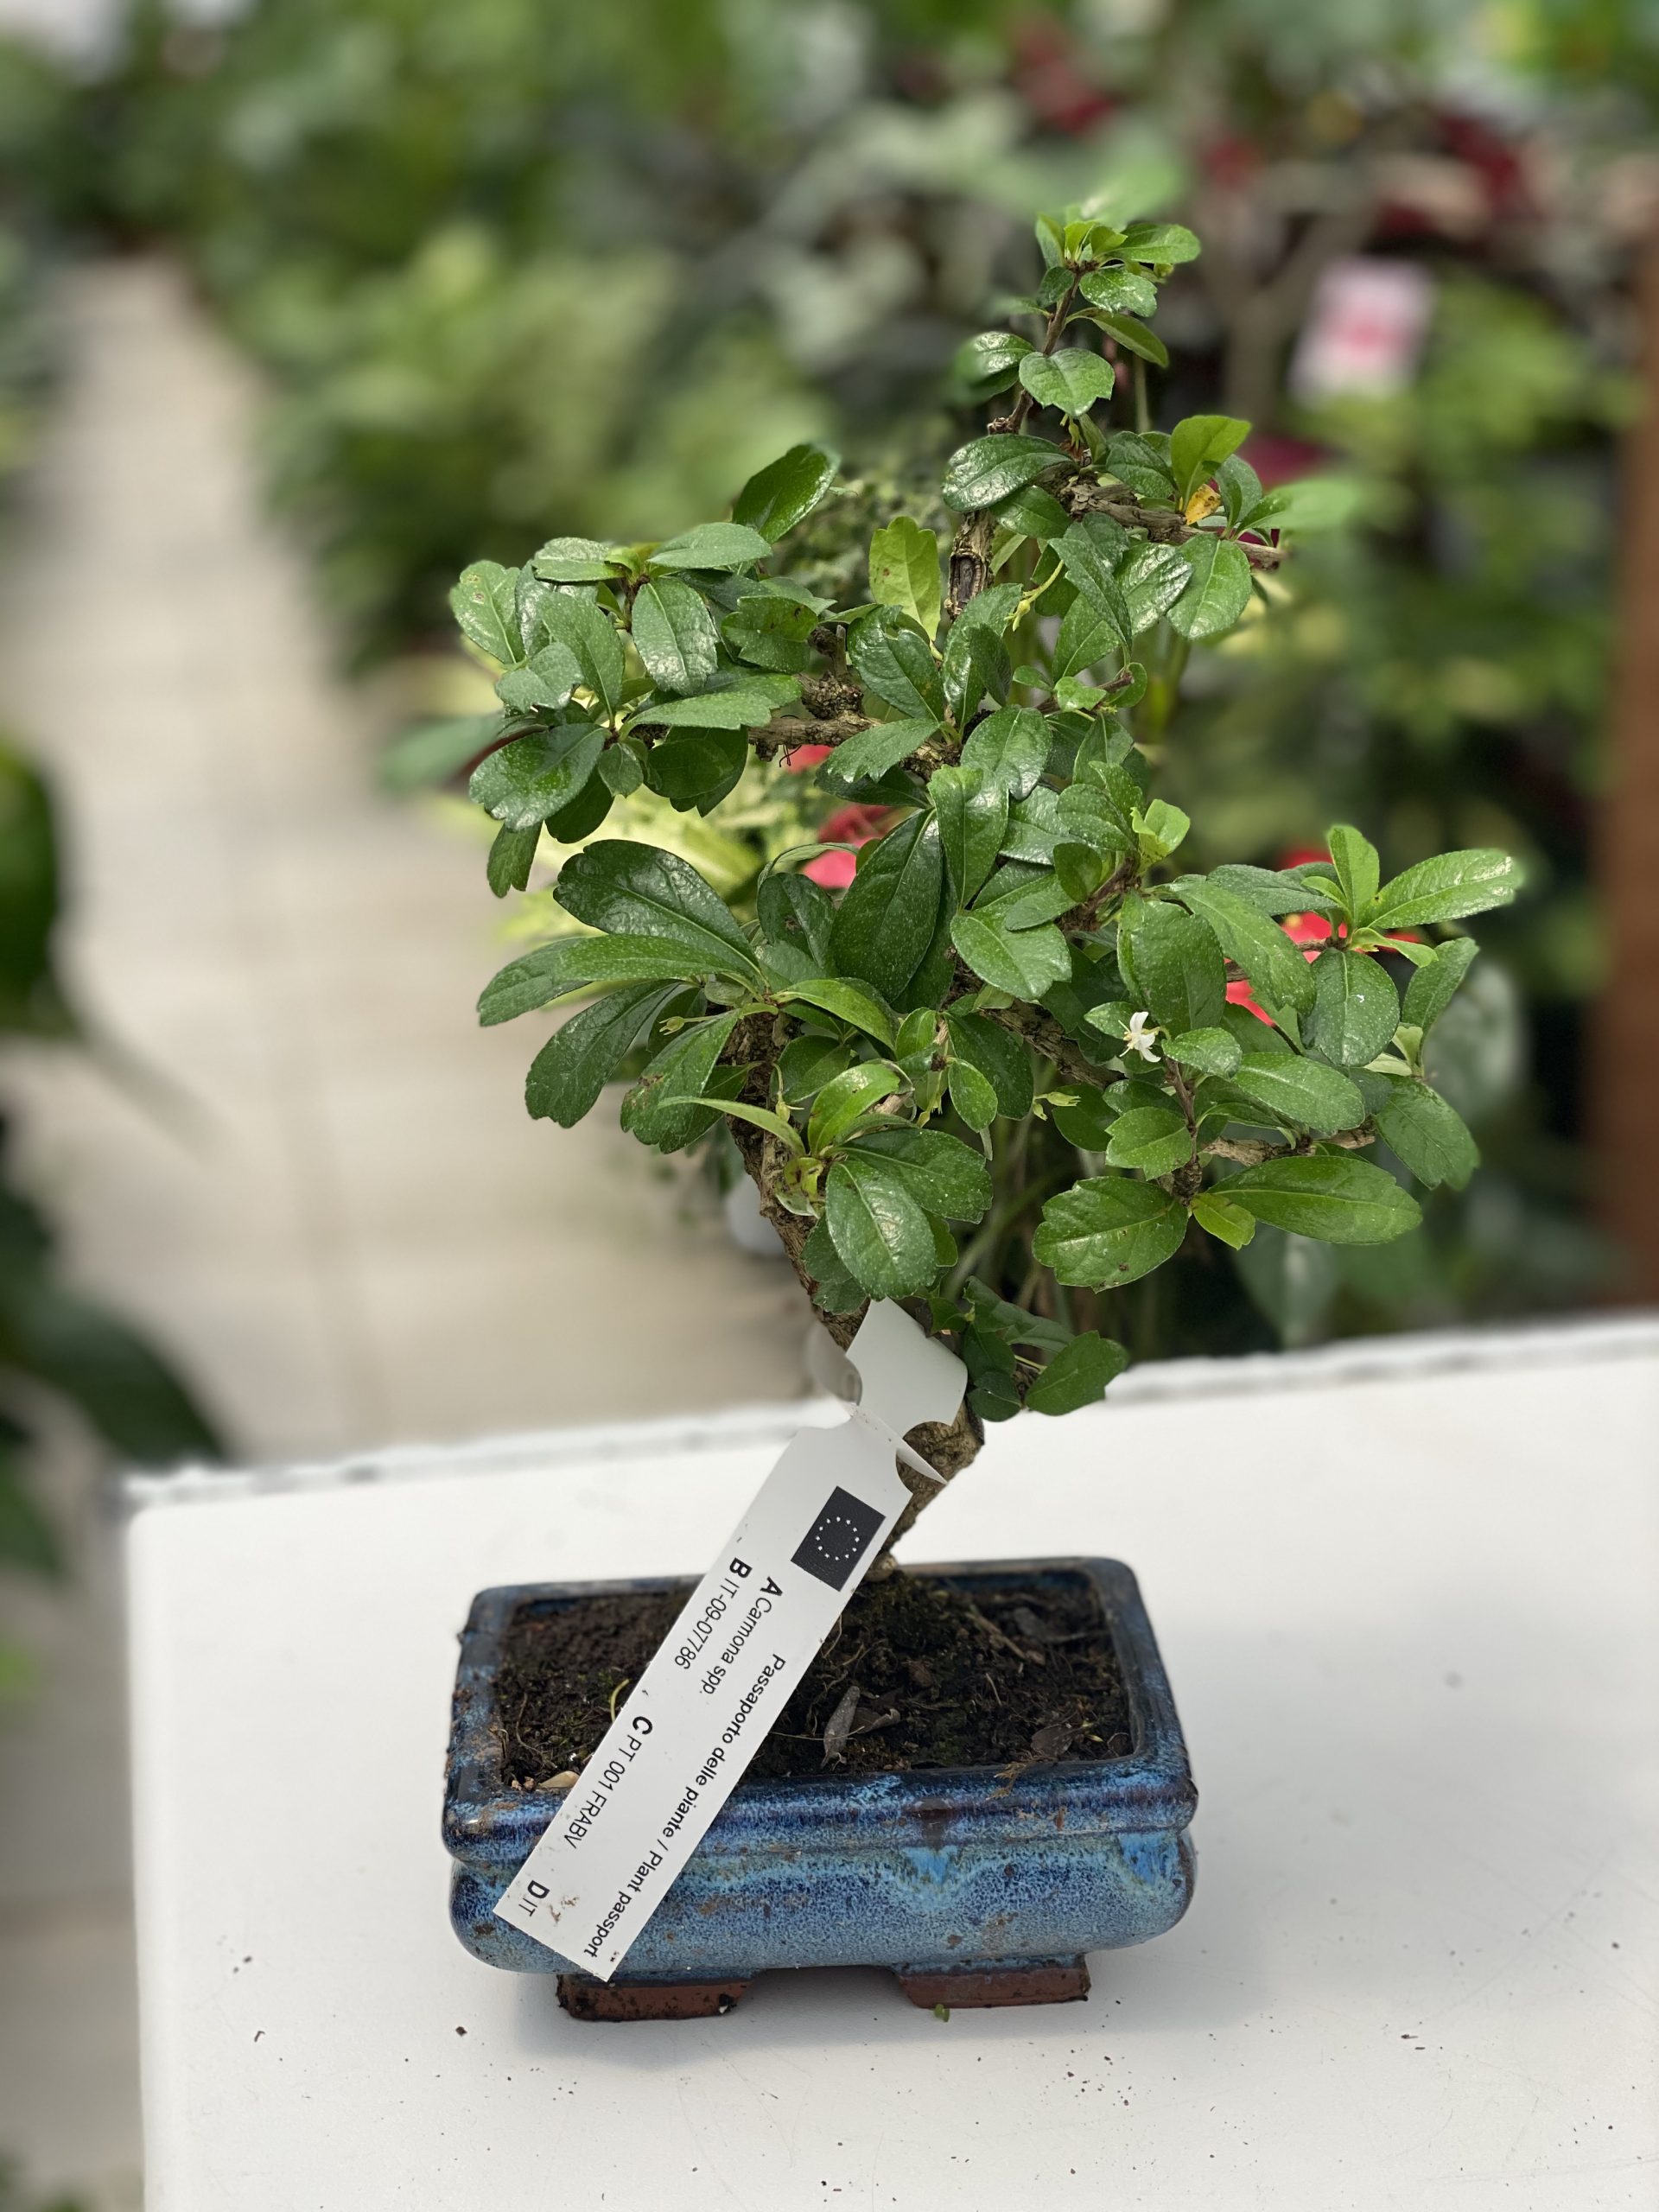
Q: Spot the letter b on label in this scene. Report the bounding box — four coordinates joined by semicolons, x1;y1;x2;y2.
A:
728;1556;752;1579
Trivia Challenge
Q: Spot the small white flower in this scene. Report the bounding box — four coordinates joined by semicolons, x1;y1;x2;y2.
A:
1124;1009;1161;1063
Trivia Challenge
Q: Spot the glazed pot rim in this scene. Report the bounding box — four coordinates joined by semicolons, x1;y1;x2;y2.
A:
443;1556;1197;1862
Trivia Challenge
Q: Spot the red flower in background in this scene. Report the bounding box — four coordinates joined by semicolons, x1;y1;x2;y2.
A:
804;804;890;889
784;743;834;772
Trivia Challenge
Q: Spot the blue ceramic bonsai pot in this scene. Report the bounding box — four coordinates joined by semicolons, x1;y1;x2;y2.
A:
442;1557;1196;2019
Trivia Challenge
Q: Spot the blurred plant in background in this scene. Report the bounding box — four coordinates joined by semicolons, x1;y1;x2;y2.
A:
2;0;1654;1354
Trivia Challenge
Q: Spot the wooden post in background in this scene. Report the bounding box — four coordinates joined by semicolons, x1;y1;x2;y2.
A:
1599;238;1659;1302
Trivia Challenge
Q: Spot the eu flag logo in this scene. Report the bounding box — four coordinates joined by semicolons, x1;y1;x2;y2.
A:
790;1486;887;1592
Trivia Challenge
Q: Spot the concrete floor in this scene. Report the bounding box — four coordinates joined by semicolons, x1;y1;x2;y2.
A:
0;261;806;2206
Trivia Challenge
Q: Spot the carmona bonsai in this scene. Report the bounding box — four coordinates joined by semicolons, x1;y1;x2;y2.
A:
440;207;1519;2016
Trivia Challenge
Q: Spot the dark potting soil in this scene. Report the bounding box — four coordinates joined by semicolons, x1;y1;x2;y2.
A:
493;1570;1131;1787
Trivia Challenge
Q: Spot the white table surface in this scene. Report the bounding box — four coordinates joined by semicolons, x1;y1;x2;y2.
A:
126;1319;1659;2211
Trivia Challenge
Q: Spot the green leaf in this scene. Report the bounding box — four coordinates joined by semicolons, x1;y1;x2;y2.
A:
947;1058;998;1130
1223;1154;1421;1244
779;976;898;1050
868;516;942;640
543;774;613;845
1168;414;1250;503
1167;537;1253;640
495;641;582;715
1306;950;1400;1067
953;328;1034;399
931;766;1007;904
556;840;759;976
1052;593;1122;685
808;1061;906;1148
779;1035;854;1102
1119;222;1201;264
1166;1027;1239;1077
1402;938;1479;1034
478;934;708;1026
524;983;680;1127
597;740;645;798
631;579;719;696
1173;864;1339;918
1192;1192;1255;1249
536;594;626;717
1050;1084;1120;1148
531;537;625;583
1019;346;1115;418
647;522;774;572
1104;1105;1193;1174
467;724;604;832
847;1127;992;1222
1173;879;1316;1017
941;613;1011;728
1373;1082;1479;1190
1214;453;1264;530
635;678;798;732
830;814;944;1000
946;1009;1034;1119
803;1215;865;1313
824;1156;938;1299
1103;429;1175;502
759;870;835;970
1025;1331;1129;1415
450;562;523;665
1326;824;1380;921
950;911;1071;1000
991;482;1071;542
960;706;1050;801
644;729;747;815
1057;516;1133;648
1119;899;1225;1035
622;1014;743;1151
973;865;1072;931
1089;313;1167;367
730;444;840;542
1078;268;1157;317
848;608;945;725
1226;1053;1366;1134
486;823;539;899
721;593;817;673
1368;849;1523;931
817;719;935;789
1033;1179;1187;1287
942;435;1065;513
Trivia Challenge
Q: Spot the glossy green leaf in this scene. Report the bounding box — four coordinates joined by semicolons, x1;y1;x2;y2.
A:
1306;950;1400;1066
467;724;604;832
1050;1084;1120;1148
868;515;942;640
808;1061;906;1148
1033;1178;1187;1287
960;706;1050;801
942;434;1065;513
1402;938;1479;1034
950;911;1071;1000
1223;1154;1421;1243
635;677;798;732
647;522;773;572
1119;899;1226;1035
1192;1191;1255;1249
1104;1105;1193;1174
494;641;582;715
847;1127;993;1222
622;1014;743;1151
536;593;626;716
803;1215;865;1313
524;983;680;1128
556;840;759;975
931;766;1007;904
1167;537;1253;640
947;1058;999;1130
1326;823;1380;920
1089;312;1168;367
730;444;840;542
486;823;539;899
479;933;703;1026
817;719;935;789
758;870;834;969
1025;1331;1129;1414
631;579;718;696
1019;346;1115;418
1119;222;1201;264
1057;516;1133;647
1168;414;1250;503
779;976;898;1050
1078;268;1157;317
531;537;625;583
1173;879;1316;1017
644;729;747;814
848;608;945;725
1374;1082;1479;1190
946;1010;1034;1120
830;814;944;1000
1226;1053;1366;1134
824;1156;938;1299
721;593;817;673
1166;1027;1239;1077
450;561;523;665
1369;849;1524;930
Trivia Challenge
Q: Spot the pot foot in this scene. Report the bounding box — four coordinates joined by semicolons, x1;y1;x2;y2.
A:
556;1974;750;2022
895;1956;1091;2010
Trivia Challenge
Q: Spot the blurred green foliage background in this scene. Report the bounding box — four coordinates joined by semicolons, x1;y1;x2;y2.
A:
1;0;1655;1356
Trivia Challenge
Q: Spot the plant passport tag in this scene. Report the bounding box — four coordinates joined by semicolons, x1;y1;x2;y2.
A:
493;1300;966;1980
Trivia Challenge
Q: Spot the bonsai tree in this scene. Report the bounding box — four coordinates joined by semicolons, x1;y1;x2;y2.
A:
454;207;1520;1541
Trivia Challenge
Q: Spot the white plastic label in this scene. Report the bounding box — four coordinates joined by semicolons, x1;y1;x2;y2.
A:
493;1301;965;1979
